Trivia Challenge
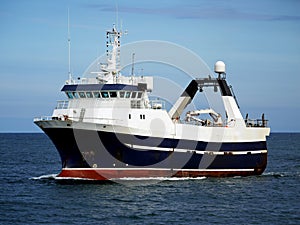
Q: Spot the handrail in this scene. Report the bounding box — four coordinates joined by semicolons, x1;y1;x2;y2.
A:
183;118;268;128
34;116;53;122
150;100;165;110
245;119;268;128
56;100;69;109
34;116;123;123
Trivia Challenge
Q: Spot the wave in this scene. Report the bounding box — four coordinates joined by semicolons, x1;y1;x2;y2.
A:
32;171;300;183
30;174;95;181
55;176;95;181
30;174;58;180
31;174;207;182
261;171;300;178
30;174;113;185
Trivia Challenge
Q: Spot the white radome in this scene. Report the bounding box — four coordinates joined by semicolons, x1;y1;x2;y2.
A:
214;61;226;74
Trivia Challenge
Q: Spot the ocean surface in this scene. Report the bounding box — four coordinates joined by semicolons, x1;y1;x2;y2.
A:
0;133;299;224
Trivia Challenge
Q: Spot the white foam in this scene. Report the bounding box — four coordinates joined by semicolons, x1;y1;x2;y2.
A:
30;174;58;180
111;176;207;181
54;176;94;181
31;174;207;182
31;174;97;181
262;172;285;177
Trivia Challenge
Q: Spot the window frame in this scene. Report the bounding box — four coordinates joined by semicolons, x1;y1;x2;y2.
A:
125;91;131;98
119;91;125;98
86;92;93;98
78;92;86;98
93;92;101;98
72;92;79;99
66;92;74;99
109;91;117;98
131;92;137;98
101;91;109;98
137;92;143;98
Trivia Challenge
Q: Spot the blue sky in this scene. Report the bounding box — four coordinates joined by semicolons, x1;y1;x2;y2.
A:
0;0;299;132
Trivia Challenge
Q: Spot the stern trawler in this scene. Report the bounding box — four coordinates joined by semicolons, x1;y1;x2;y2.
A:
34;24;270;180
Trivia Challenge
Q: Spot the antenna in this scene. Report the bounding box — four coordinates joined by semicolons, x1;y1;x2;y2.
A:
67;8;72;82
131;53;135;76
115;3;119;30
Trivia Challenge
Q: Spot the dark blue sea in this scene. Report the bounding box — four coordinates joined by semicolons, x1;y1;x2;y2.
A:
0;133;299;224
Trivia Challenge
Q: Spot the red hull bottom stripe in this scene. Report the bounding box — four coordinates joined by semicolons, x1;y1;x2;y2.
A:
57;168;264;180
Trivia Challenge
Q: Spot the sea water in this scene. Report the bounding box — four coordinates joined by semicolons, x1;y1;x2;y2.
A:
0;133;299;224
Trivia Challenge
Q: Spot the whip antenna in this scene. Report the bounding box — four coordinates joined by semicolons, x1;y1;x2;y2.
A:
131;52;135;76
67;8;72;82
115;3;119;30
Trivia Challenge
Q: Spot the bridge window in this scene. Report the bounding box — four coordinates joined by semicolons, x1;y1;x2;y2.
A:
79;92;86;98
72;92;79;98
137;92;143;98
86;92;93;98
119;91;125;98
93;92;101;98
131;92;137;98
66;92;73;99
125;92;131;98
109;91;117;98
101;91;109;98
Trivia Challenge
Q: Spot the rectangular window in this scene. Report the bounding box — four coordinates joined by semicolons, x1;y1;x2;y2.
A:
131;92;137;98
129;114;131;119
79;92;86;98
137;92;143;98
140;114;143;119
66;92;73;99
86;92;93;98
143;114;145;119
72;92;79;98
101;91;109;98
119;91;125;98
125;92;131;98
109;91;117;98
93;92;101;98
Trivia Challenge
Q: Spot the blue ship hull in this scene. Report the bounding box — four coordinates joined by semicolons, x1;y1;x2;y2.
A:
41;127;267;180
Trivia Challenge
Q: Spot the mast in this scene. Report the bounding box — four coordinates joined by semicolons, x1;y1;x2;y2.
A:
67;8;72;83
131;52;135;76
92;23;127;84
105;24;124;83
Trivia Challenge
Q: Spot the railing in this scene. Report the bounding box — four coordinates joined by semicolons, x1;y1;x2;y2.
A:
33;116;53;122
183;118;268;128
56;100;69;109
34;115;72;122
131;100;142;109
182;119;225;127
245;119;268;128
150;100;165;110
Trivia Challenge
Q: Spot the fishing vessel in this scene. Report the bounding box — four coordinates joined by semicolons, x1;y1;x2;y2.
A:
34;24;270;180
